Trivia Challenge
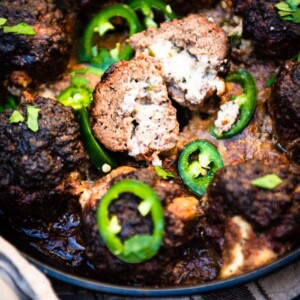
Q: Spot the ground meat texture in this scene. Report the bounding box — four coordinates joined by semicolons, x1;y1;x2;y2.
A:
81;167;220;286
0;97;86;213
0;0;71;85
233;0;253;14
128;14;230;110
270;60;300;164
204;160;300;235
242;0;300;58
92;55;179;162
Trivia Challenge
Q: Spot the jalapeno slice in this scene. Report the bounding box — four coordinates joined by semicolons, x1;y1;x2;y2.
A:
128;0;176;28
81;4;142;71
178;140;224;197
210;69;257;139
97;179;164;263
78;107;117;174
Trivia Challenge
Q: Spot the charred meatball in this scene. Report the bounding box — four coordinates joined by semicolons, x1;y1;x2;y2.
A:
0;97;86;215
0;0;71;85
80;167;221;286
204;160;300;238
128;14;230;110
242;0;300;58
92;55;179;162
270;60;300;163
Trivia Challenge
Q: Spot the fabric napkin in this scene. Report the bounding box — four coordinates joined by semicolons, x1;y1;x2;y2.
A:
0;236;58;300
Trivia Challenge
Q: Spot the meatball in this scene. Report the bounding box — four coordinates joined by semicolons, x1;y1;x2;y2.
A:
128;14;230;110
0;97;86;215
242;0;300;58
0;0;71;85
270;60;300;163
80;167;221;286
204;160;300;238
92;55;179;162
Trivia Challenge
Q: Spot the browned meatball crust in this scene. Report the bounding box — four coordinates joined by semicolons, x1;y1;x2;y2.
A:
0;0;71;85
0;97;86;214
242;0;300;58
270;60;300;164
204;160;300;240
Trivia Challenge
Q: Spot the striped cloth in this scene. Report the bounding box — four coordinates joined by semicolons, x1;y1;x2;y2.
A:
1;235;299;300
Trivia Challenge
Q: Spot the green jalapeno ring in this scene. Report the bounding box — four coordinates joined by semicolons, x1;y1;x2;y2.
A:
97;179;164;263
210;69;257;139
128;0;176;28
178;140;224;197
81;4;142;68
57;86;92;111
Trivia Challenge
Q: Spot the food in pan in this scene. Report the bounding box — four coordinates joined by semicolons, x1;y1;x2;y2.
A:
0;0;299;287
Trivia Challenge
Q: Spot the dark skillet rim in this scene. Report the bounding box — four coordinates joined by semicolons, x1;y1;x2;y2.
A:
25;248;300;297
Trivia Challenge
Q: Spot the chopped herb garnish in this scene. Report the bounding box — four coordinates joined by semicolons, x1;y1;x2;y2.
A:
9;110;25;124
266;74;277;87
275;0;300;23
2;22;36;35
251;174;282;189
26;106;40;132
0;18;7;26
155;166;175;180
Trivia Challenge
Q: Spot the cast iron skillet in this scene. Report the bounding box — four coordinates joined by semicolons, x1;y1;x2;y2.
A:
26;249;300;297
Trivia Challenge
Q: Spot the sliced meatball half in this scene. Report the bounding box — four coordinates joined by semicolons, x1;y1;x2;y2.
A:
92;55;179;162
270;60;300;164
128;14;230;110
80;167;220;286
0;0;71;85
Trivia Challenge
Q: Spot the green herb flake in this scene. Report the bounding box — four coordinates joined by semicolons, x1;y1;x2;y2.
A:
251;174;283;189
287;0;300;9
293;7;300;22
26;106;40;132
266;74;277;87
154;166;175;180
9;110;25;123
275;0;300;23
0;18;7;26
3;22;36;35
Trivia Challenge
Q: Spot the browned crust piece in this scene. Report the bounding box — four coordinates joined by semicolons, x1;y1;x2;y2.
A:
128;14;230;110
92;55;179;161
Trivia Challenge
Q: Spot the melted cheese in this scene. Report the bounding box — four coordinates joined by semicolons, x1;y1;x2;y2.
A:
149;40;225;106
121;75;172;157
214;100;240;133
